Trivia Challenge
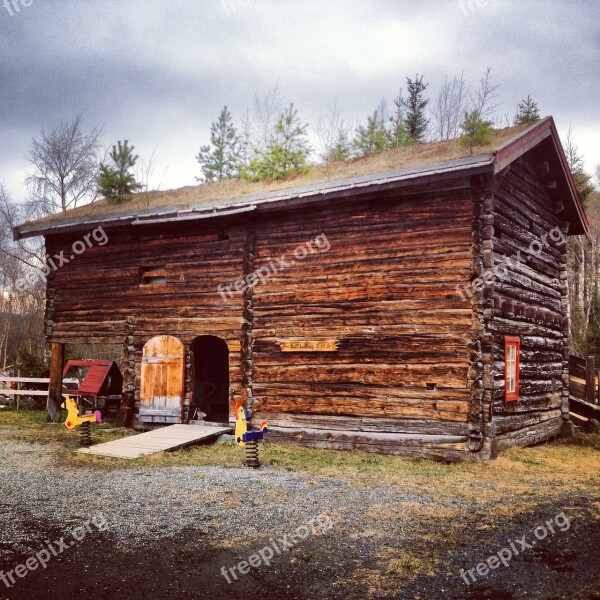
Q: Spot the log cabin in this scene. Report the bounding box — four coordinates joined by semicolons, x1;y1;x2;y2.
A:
14;116;589;461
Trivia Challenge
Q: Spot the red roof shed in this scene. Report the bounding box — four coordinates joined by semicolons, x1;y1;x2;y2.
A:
62;360;123;396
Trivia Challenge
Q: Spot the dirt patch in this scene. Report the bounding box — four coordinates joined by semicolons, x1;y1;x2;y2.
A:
2;501;599;600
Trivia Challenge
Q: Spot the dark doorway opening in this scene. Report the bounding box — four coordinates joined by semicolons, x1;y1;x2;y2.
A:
191;336;230;423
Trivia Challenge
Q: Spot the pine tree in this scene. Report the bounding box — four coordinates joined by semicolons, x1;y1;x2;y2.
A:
353;110;390;155
401;75;430;143
563;126;595;206
196;106;241;182
459;110;494;151
585;292;600;363
317;103;352;163
388;91;414;148
241;103;310;181
514;96;541;126
98;140;142;202
325;127;352;162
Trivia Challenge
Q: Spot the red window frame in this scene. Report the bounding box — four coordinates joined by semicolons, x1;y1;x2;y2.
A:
504;336;520;402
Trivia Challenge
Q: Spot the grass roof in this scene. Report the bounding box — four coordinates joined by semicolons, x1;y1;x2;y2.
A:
21;124;530;229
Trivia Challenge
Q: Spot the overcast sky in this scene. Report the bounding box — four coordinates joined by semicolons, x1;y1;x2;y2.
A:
0;0;598;201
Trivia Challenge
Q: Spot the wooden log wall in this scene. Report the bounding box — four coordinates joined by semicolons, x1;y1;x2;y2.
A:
486;155;570;449
43;159;572;458
45;220;248;422
251;181;476;459
241;215;256;412
467;175;492;456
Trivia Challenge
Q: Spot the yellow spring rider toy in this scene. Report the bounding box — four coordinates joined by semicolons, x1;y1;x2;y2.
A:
234;401;268;468
62;395;102;447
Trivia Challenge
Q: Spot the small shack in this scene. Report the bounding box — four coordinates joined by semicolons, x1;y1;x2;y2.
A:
15;117;589;461
62;359;123;413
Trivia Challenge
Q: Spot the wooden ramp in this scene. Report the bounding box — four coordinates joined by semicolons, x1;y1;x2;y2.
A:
77;424;232;459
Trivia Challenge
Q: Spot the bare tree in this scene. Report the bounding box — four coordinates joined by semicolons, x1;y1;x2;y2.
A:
0;185;45;373
470;67;501;122
135;149;169;192
239;108;255;167
563;131;600;358
26;114;102;215
390;87;404;127
430;73;469;140
499;113;513;128
316;102;353;162
253;82;286;151
0;186;44;268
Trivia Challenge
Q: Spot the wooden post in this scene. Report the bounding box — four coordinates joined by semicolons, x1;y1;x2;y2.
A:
47;342;64;423
585;355;595;405
16;370;20;412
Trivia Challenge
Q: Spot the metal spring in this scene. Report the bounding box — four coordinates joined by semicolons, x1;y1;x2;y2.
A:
245;439;260;468
80;422;92;448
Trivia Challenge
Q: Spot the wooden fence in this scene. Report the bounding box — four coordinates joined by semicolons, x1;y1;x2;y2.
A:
0;377;51;411
0;376;78;410
569;355;599;406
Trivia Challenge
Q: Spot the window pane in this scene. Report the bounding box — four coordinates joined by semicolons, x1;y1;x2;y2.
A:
505;341;519;397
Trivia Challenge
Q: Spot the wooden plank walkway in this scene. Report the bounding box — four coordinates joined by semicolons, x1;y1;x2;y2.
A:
76;424;232;459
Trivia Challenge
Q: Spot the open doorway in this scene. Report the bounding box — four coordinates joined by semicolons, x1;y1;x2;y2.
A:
191;335;230;423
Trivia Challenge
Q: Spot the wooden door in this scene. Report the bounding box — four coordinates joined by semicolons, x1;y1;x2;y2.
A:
139;335;185;423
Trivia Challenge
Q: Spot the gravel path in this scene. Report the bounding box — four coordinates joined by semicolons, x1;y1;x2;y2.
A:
0;441;426;554
1;439;599;599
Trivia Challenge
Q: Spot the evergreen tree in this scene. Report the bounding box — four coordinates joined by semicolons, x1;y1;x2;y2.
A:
99;140;142;202
459;110;494;151
584;292;600;363
564;126;595;205
353;109;390;155
514;95;541;126
353;98;413;157
325;127;352;162
401;75;430;143
241;103;310;181
196;106;241;182
388;91;414;148
317;103;352;163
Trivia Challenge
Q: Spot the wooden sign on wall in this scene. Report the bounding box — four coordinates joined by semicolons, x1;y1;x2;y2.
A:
278;339;338;352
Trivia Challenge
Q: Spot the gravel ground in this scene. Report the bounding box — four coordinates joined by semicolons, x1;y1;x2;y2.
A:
0;441;427;552
1;439;599;600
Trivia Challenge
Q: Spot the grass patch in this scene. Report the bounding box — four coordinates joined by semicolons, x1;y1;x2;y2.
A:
556;430;600;451
2;410;599;504
0;408;133;446
387;553;434;578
